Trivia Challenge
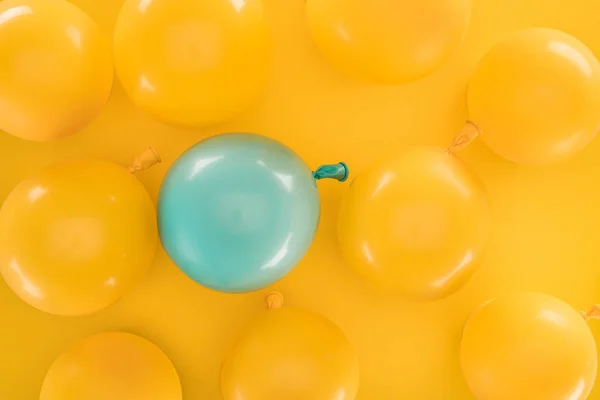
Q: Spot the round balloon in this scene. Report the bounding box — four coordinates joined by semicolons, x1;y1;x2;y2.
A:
221;303;359;399
460;292;597;400
40;332;182;400
158;133;348;293
0;158;158;316
307;0;471;85
0;0;113;141
113;0;271;128
468;28;600;165
338;146;489;300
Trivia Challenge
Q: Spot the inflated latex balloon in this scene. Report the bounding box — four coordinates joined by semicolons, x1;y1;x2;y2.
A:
40;332;182;400
0;149;160;316
0;0;113;141
460;293;597;400
113;0;271;128
468;28;600;164
221;293;359;400
306;0;471;84
159;133;348;293
338;144;489;300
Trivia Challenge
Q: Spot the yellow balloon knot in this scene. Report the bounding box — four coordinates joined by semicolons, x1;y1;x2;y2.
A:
129;147;161;174
265;292;284;310
580;305;600;321
447;121;481;153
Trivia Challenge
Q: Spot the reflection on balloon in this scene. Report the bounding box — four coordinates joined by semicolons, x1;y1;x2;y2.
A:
221;293;360;400
0;0;113;141
113;0;271;128
158;133;348;293
306;0;471;84
0;149;160;316
40;332;182;400
460;292;597;400
338;146;489;300
468;28;600;164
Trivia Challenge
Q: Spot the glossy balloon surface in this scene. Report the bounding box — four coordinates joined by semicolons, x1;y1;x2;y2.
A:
306;0;471;85
40;332;182;400
0;0;113;141
338;147;489;300
468;28;600;164
113;0;271;128
460;292;597;400
0;160;157;316
158;133;320;293
221;307;359;400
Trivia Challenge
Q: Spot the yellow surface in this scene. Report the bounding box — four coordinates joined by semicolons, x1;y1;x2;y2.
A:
0;160;157;316
460;292;597;400
221;306;359;400
40;332;182;400
5;0;600;399
338;147;489;300
0;0;113;141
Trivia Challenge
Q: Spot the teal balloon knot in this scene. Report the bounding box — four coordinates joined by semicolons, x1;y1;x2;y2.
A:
313;162;349;182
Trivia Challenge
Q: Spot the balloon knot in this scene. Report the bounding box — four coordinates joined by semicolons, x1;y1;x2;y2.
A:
313;162;349;182
447;121;481;153
129;147;161;174
265;292;284;310
581;305;600;321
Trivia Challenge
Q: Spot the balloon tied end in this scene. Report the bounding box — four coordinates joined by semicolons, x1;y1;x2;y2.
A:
129;147;161;174
313;162;349;182
265;292;284;310
581;305;600;321
447;121;481;153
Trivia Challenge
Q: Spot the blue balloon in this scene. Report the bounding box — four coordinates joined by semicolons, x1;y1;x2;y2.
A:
158;133;348;293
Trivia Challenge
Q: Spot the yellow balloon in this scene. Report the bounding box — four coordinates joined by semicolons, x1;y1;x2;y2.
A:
40;332;182;400
113;0;271;128
338;146;489;300
468;28;600;165
221;297;359;400
0;0;113;141
460;292;597;400
0;154;158;316
306;0;471;85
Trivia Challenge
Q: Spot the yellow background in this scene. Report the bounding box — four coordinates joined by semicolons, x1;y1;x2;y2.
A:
2;0;600;398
